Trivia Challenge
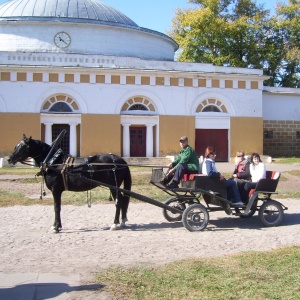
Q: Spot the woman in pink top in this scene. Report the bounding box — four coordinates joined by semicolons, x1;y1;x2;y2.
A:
242;153;266;202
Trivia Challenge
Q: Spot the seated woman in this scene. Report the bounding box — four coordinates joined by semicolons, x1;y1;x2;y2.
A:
202;146;244;206
232;150;251;195
242;153;266;202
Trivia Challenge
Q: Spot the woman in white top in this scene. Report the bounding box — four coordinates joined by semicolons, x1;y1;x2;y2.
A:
242;153;266;202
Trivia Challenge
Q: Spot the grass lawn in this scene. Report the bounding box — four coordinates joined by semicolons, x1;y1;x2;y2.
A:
95;246;300;300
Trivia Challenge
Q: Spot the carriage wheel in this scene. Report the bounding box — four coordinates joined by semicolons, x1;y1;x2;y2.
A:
182;203;209;232
163;198;185;222
259;200;284;227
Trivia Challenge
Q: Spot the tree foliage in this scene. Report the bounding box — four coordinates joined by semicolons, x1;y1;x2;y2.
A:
169;0;300;87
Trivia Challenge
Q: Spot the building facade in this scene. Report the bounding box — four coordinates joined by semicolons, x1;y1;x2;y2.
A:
0;0;299;160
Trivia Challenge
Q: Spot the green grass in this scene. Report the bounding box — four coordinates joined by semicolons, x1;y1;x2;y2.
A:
273;157;300;164
275;190;300;199
95;246;300;300
0;167;38;175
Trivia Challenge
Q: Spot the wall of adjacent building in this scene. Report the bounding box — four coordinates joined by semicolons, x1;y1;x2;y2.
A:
263;88;300;157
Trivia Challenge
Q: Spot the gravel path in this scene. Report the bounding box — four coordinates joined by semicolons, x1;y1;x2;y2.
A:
1;200;300;275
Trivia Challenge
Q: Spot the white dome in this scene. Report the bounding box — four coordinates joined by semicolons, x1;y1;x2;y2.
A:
0;0;138;27
0;0;178;61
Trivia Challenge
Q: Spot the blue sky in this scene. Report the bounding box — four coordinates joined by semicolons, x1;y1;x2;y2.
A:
0;0;287;34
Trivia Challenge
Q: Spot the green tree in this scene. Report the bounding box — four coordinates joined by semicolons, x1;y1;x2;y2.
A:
273;0;300;87
170;0;300;87
170;0;229;65
170;0;269;67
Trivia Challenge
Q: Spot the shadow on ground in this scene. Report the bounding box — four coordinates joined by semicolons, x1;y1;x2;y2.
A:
0;282;104;300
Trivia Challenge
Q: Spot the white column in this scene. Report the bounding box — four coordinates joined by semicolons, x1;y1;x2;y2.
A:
122;123;131;157
69;123;78;156
44;123;53;145
146;124;154;157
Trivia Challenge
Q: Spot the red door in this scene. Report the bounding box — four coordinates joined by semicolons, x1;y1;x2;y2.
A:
130;127;146;157
195;129;228;162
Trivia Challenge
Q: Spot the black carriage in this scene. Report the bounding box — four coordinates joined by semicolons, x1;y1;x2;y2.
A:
150;168;288;232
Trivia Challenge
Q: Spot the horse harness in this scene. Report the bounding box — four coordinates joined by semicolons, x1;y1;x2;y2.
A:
39;149;121;205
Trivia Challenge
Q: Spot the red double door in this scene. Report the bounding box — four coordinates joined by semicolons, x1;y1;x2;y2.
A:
195;129;228;162
130;127;146;157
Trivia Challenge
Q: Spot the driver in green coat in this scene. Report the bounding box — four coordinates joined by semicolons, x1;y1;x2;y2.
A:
163;136;199;189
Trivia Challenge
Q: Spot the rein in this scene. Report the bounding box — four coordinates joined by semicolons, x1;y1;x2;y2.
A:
19;159;36;167
46;162;169;169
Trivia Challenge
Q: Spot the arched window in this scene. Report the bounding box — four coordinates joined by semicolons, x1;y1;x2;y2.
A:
196;98;227;113
202;105;221;112
129;104;148;111
49;102;72;112
41;95;79;113
121;96;156;114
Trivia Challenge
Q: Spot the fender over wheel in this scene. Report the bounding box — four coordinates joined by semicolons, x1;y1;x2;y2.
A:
259;200;284;227
182;203;209;232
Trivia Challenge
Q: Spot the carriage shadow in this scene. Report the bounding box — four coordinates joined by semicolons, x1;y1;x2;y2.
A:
0;282;104;300
206;211;300;231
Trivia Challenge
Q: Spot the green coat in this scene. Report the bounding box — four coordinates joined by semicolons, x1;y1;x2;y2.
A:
172;145;199;171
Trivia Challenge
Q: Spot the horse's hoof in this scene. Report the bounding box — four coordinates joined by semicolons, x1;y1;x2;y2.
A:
51;226;61;233
110;224;119;231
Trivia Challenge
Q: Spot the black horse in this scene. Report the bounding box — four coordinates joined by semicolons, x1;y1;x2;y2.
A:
8;134;132;232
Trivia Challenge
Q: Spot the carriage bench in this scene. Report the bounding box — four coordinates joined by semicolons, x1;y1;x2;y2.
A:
248;170;280;196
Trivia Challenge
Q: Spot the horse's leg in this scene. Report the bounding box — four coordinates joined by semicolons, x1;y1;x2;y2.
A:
110;190;121;230
120;194;130;228
52;189;63;233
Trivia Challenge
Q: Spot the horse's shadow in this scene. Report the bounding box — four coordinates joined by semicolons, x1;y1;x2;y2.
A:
0;282;104;300
59;222;183;233
101;221;184;231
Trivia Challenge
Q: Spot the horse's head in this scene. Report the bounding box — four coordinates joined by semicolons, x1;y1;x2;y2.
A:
8;134;32;165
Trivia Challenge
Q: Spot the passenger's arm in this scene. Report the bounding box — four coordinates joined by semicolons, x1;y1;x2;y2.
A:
205;160;220;178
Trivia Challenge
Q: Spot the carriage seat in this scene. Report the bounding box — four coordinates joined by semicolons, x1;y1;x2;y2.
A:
182;173;198;181
181;162;203;181
249;170;280;196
